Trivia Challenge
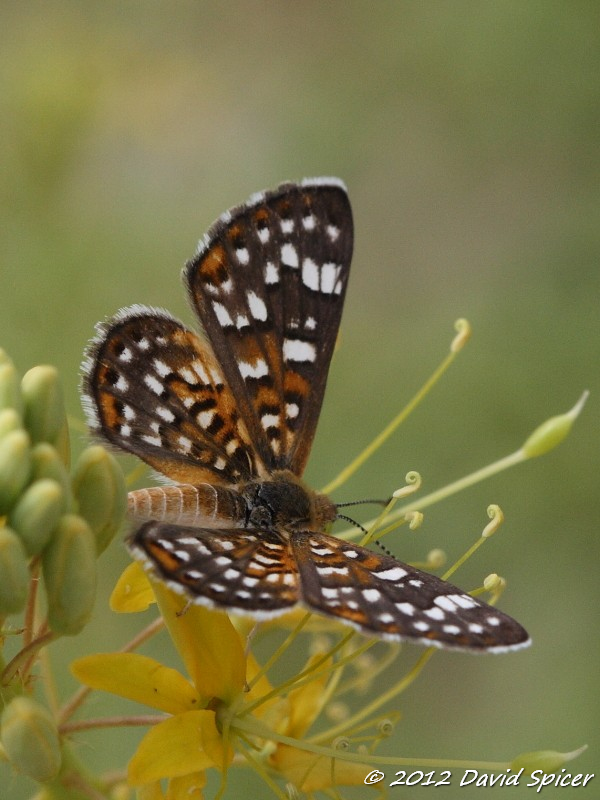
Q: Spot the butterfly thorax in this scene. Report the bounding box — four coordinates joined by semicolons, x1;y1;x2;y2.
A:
127;469;336;535
240;470;336;533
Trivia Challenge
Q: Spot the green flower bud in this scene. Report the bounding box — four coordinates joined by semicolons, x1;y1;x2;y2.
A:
72;445;127;554
52;421;71;470
42;514;97;635
426;549;446;569
522;391;588;459
0;429;32;514
31;443;73;509
21;366;70;466
0;527;30;615
511;745;588;775
0;362;23;415
0;696;61;782
9;479;65;556
0;408;22;439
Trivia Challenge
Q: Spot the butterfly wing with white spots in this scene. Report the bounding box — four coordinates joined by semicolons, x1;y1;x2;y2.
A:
130;520;300;617
81;307;262;484
292;531;530;651
129;520;529;651
184;178;353;476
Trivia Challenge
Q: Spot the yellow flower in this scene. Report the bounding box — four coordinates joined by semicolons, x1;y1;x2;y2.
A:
72;563;370;796
73;567;239;793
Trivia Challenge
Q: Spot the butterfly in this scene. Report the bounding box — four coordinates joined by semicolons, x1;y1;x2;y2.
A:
81;178;530;652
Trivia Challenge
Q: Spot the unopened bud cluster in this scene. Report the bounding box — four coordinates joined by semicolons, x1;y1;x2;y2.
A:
0;348;127;632
0;349;127;785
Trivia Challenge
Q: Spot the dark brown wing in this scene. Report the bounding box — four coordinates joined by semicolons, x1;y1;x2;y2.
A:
184;178;353;476
292;531;530;652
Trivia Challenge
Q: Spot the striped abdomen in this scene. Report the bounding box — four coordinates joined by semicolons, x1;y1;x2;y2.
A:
128;483;247;527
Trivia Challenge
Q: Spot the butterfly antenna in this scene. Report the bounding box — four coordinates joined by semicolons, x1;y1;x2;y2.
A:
335;513;367;534
335;498;390;536
336;498;390;508
336;513;397;557
374;539;396;558
335;498;391;538
336;505;398;559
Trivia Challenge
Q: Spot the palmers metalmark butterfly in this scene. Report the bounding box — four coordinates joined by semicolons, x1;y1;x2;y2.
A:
82;178;529;652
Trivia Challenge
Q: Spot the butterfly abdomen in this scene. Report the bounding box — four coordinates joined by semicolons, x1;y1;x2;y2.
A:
128;483;248;528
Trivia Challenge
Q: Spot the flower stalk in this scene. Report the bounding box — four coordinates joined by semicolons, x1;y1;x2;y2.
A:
322;319;471;496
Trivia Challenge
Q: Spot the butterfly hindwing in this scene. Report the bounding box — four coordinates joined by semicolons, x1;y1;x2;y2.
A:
81;307;262;484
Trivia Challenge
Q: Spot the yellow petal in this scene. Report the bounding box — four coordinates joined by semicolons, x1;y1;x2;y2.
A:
166;771;207;800
71;653;200;714
272;744;370;792
128;710;228;784
110;562;156;612
243;652;290;733
152;582;245;702
244;651;273;702
137;783;165;800
245;607;334;633
284;653;332;738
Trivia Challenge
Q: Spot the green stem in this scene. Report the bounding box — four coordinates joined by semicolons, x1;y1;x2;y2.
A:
23;557;41;648
59;714;165;734
442;537;486;582
232;713;510;772
265;636;376;704
309;648;435;745
241;630;357;718
322;343;463;496
374;449;525;537
1;629;56;686
246;612;312;692
237;738;289;800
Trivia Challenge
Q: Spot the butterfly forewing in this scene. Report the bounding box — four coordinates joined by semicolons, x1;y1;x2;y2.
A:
131;521;299;616
292;532;529;651
184;179;353;476
81;307;261;484
130;520;529;651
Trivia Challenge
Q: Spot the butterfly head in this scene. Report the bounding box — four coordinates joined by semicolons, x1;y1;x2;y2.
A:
241;470;336;533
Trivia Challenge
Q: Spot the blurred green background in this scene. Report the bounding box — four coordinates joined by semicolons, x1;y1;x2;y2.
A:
1;2;598;798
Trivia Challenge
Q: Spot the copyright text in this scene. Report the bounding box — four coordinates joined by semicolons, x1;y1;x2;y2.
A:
363;767;594;791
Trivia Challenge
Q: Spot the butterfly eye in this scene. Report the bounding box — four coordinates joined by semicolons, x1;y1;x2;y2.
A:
247;505;272;529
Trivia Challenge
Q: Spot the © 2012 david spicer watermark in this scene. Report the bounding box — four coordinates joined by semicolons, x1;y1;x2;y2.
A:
363;767;595;791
